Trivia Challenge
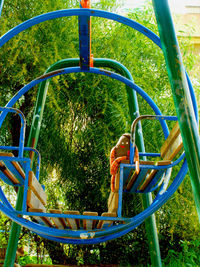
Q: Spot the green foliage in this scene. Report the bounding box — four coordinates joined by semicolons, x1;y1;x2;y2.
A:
0;0;199;265
163;239;200;266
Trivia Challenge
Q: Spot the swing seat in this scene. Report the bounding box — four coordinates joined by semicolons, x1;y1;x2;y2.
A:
124;115;184;193
0;102;123;238
27;169;121;232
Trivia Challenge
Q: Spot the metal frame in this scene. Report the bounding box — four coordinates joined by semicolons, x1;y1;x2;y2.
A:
0;66;191;244
153;0;200;221
0;2;198;257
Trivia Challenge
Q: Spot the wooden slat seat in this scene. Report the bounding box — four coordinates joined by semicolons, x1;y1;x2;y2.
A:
97;212;117;229
28;171;47;206
125;121;183;192
139;160;171;191
83;211;98;230
27;171;54;227
64;210;80;230
49;209;66;229
28;208;53;227
27;169;119;232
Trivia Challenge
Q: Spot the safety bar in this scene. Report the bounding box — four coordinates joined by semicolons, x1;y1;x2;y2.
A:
0;107;26;158
131;115;178;144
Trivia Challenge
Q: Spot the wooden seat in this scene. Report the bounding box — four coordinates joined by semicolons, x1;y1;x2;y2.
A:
27;171;118;231
125;121;183;192
0;154;120;232
83;211;98;230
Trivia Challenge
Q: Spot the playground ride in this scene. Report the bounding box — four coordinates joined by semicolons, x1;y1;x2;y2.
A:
0;0;199;254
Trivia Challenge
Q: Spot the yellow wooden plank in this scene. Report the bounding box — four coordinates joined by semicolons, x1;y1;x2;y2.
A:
139;160;157;165
0;162;19;184
161;122;182;160
0;152;25;179
97;212;117;229
28;171;47;206
125;161;156;191
64;210;80;230
139;170;158;191
108;192;119;213
28;208;53;227
163;137;183;160
126;170;140;191
108;191;114;208
83;211;98;230
139;160;171;191
27;190;46;210
49;209;66;229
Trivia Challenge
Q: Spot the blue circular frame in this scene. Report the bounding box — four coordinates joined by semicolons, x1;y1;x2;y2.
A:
0;8;197;244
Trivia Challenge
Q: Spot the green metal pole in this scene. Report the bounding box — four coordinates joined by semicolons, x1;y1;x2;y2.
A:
4;187;24;267
95;59;162;266
28;58;161;266
152;0;200;221
27;59;79;151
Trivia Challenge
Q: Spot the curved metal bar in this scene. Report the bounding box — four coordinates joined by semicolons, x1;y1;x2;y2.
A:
131;115;178;144
2;67;169;138
0;9;161;48
0;160;188;244
0;107;26;157
0;0;4;17
0;8;196;244
0;187;15;210
0;8;197;126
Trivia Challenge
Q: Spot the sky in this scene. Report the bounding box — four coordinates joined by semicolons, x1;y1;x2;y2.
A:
123;0;187;13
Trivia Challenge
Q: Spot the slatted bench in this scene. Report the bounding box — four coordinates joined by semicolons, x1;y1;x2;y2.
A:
124;117;183;193
27;170;121;232
0;152;122;233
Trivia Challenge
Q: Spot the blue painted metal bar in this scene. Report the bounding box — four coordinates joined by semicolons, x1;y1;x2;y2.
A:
79;2;91;69
0;172;14;185
130;169;148;193
0;107;26;157
17;211;126;221
0;0;4;17
143;170;165;193
2;160;24;184
117;167;124;217
139;152;161;157
2;67;170;136
0;186;15;210
22;161;31;212
0;159;188;244
131;114;178;146
0;9;197;126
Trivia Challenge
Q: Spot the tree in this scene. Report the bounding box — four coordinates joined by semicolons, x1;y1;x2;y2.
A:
0;0;199;265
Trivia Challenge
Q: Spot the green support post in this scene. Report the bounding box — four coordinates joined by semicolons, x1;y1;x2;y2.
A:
27;58;161;266
4;187;24;267
95;59;162;266
152;0;200;220
27;59;79;150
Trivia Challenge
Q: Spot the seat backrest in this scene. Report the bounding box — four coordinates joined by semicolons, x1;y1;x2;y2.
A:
161;122;183;161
